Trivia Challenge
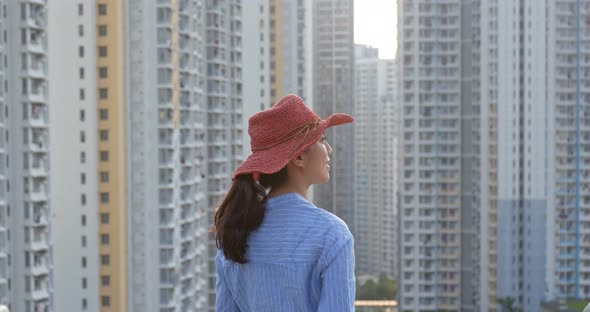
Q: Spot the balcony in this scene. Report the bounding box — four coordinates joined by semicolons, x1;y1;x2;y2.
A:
159;130;174;146
30;261;49;276
30;233;49;251
159;191;174;207
158;151;174;168
180;132;191;145
179;37;191;53
27;86;47;103
26;36;45;54
23;6;45;29
28;105;48;127
29;159;49;177
24;59;47;79
29;187;49;202
30;212;49;227
31;287;49;301
160;100;175;116
159;170;174;187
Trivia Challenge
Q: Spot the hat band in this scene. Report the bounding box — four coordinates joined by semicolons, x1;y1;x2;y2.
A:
251;119;321;152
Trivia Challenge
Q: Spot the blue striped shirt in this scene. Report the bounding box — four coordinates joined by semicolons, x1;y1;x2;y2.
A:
216;192;356;311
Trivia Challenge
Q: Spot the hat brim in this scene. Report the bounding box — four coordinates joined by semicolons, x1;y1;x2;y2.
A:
233;113;353;180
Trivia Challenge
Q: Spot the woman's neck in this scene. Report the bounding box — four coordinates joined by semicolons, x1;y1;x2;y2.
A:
267;184;309;199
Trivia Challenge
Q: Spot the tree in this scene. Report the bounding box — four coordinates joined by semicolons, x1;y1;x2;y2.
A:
356;273;397;300
496;296;522;312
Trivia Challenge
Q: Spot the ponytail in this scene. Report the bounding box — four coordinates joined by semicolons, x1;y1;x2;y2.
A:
214;168;287;263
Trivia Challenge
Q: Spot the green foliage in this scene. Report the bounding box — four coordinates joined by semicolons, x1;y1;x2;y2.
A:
356;273;396;300
566;300;589;311
496;296;522;312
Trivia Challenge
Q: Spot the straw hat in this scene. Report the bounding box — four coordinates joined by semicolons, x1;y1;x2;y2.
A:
233;94;353;180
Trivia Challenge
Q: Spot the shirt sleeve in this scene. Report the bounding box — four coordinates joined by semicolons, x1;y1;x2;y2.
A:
317;237;356;312
215;251;240;312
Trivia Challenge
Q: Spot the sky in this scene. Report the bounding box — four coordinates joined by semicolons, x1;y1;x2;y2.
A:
354;0;397;59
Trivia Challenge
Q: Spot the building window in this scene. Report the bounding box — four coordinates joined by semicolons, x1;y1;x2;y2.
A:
81;257;87;268
82;278;87;289
100;151;109;162
79;67;85;79
81;173;86;184
100;213;109;224
21;78;28;95
100;130;108;141
101;296;110;307
100;192;109;204
99;109;108;120
81;235;86;247
98;25;107;36
81;194;86;205
101;234;109;245
79;88;85;100
78;24;84;37
80;151;86;163
80;131;85;143
100;171;109;183
99;67;108;78
101;254;110;266
80;109;85;121
78;3;84;16
79;46;84;57
82;298;87;310
81;215;86;226
99;88;108;99
98;4;107;16
101;275;110;286
98;46;107;57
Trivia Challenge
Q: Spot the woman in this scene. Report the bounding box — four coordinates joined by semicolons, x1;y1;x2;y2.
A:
214;94;356;311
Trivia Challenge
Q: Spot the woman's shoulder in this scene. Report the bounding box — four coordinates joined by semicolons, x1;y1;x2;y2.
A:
315;208;352;238
266;193;352;239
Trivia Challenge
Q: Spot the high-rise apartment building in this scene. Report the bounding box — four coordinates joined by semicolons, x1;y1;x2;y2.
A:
48;1;100;311
94;1;129;310
399;1;590;311
1;1;218;311
242;0;270;157
0;0;8;306
3;1;52;311
545;0;590;305
312;0;355;233
397;1;485;311
485;1;547;311
242;0;313;157
126;1;208;311
205;0;244;310
354;45;397;279
269;0;313;104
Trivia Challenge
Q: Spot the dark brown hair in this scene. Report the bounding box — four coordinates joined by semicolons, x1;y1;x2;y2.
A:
214;167;288;263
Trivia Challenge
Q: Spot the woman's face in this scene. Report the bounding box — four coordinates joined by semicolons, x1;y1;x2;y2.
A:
302;135;333;184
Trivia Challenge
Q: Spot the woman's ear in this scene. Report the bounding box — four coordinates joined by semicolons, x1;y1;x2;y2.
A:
291;152;306;168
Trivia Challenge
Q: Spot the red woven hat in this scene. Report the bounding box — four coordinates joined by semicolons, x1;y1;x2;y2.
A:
233;94;353;180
